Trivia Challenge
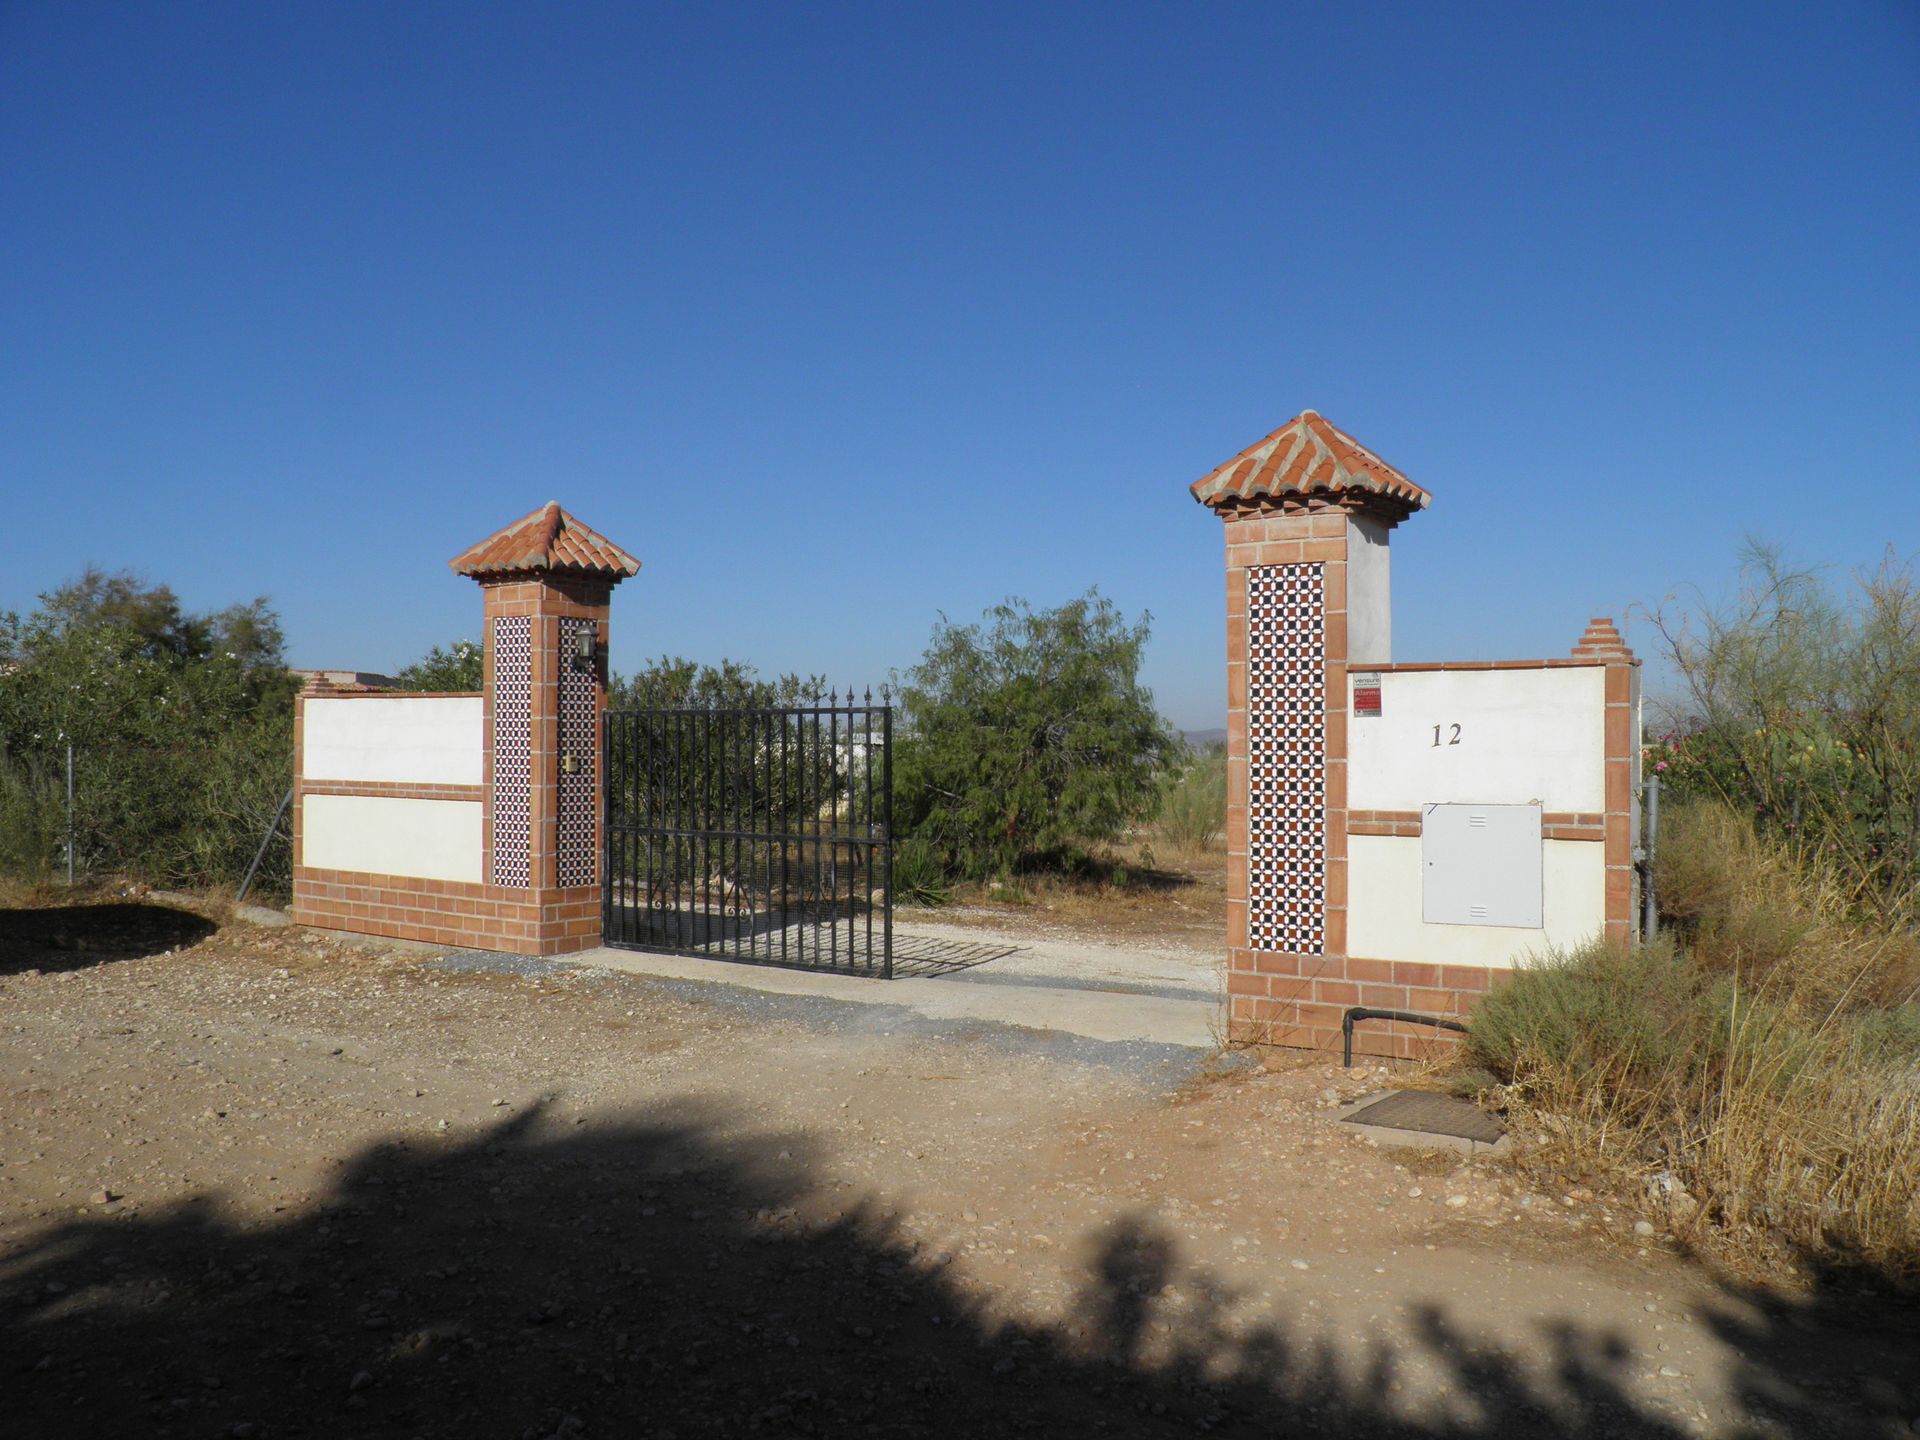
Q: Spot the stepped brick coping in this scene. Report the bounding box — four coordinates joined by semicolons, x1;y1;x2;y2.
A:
1347;809;1605;840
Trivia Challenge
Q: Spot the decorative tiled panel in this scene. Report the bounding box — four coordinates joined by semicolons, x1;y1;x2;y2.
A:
1246;563;1325;953
556;617;597;889
491;616;533;887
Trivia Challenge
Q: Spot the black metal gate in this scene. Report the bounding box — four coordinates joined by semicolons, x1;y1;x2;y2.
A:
602;694;894;976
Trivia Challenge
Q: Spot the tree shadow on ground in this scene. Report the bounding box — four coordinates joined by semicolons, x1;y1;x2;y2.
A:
2;1103;1914;1439
0;901;218;975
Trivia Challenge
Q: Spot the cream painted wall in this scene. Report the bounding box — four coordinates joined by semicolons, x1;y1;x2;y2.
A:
1347;834;1606;968
302;795;483;884
1348;667;1605;812
304;697;484;786
1346;514;1393;664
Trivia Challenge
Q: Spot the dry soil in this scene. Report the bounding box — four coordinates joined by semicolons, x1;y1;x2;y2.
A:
2;899;1916;1439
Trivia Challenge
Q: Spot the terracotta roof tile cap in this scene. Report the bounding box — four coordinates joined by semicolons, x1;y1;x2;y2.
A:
1189;410;1430;519
449;503;641;580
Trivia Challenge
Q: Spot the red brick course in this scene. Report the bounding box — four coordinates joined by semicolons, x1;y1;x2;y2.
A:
291;866;603;956
301;780;487;803
1223;949;1498;1058
1347;808;1606;841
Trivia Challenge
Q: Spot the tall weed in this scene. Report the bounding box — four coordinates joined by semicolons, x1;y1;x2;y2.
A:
1470;800;1920;1280
0;755;63;882
1154;749;1227;851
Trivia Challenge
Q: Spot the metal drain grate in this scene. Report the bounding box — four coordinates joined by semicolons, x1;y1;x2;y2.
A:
1339;1091;1506;1146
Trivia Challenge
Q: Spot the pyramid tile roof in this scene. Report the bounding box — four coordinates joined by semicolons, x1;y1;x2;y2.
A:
1190;410;1429;520
449;502;640;581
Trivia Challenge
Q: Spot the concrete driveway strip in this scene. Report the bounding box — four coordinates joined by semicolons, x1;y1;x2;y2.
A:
569;922;1222;1049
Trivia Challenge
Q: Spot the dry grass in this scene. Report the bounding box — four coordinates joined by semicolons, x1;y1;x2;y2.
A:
935;835;1228;948
1464;799;1920;1285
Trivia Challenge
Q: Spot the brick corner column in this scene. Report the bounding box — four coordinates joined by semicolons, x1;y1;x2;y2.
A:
289;688;309;924
477;573;615;956
1220;505;1356;1052
1191;413;1426;1056
453;503;641;958
1575;617;1641;948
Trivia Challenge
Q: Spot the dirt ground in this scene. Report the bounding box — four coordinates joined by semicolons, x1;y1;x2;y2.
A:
3;898;1917;1439
931;840;1229;950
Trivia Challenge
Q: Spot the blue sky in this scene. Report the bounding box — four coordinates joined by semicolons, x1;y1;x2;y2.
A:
3;1;1916;729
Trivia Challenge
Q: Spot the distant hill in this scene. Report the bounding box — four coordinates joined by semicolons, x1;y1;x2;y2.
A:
1182;728;1227;749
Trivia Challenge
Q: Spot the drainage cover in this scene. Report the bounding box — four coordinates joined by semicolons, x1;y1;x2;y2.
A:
1338;1091;1506;1147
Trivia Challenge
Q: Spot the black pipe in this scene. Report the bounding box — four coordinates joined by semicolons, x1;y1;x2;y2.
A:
1342;1006;1469;1067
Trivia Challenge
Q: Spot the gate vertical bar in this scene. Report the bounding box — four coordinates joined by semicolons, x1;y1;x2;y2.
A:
697;709;706;950
779;708;791;967
863;696;874;973
828;696;840;969
728;708;741;960
882;701;893;979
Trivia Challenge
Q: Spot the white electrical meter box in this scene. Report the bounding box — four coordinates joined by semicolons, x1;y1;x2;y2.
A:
1421;803;1543;928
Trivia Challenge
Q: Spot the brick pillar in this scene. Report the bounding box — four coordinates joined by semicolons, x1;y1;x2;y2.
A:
452;503;640;957
478;575;610;954
1192;411;1429;1051
1573;617;1641;946
1223;510;1356;1046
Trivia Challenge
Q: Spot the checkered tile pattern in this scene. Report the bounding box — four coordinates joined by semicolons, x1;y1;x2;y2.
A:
1246;564;1325;953
557;618;597;888
490;616;533;887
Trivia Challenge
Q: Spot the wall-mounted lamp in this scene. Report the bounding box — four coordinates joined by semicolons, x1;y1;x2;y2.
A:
572;625;598;670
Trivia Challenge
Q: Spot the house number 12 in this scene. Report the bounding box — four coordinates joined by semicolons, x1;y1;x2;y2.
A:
1431;723;1462;747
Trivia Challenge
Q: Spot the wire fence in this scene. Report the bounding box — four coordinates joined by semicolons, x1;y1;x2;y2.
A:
0;737;292;898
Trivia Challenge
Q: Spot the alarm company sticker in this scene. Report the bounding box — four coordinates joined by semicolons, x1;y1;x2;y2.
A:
1353;671;1383;717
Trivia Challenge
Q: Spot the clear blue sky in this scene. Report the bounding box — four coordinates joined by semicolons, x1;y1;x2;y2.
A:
3;2;1916;729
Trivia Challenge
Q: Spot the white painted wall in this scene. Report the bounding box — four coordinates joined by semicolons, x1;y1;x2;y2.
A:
304;697;484;786
302;795;483;884
1348;667;1605;812
1348;834;1606;968
1347;514;1392;664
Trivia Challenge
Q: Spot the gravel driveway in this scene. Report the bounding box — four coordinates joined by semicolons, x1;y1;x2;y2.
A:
2;902;1915;1439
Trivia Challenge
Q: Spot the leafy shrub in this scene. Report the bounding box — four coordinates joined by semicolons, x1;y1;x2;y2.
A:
0;572;296;894
893;591;1179;881
397;639;483;691
1467;935;1713;1093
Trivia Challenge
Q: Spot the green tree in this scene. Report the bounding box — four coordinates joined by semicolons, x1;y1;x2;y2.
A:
34;566;284;670
0;574;295;890
397;639;484;691
893;591;1178;880
1644;542;1920;924
609;655;823;711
